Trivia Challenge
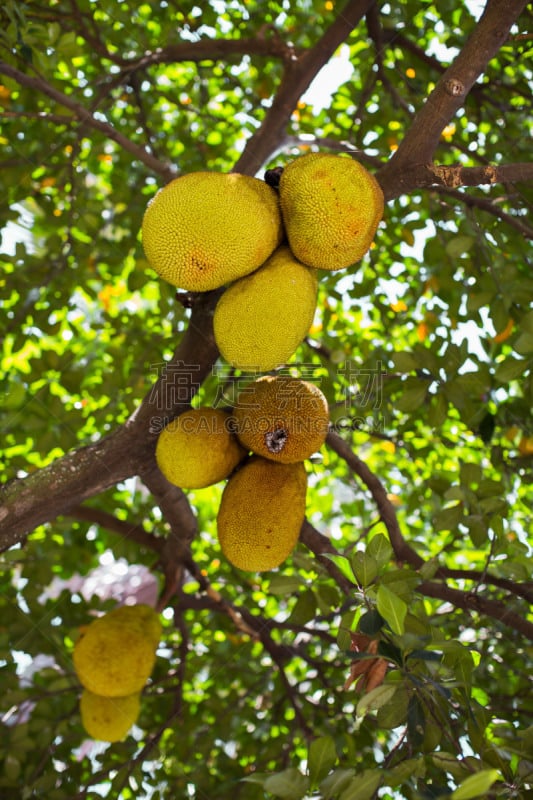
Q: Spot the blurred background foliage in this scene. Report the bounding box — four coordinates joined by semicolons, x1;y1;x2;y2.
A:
1;1;532;798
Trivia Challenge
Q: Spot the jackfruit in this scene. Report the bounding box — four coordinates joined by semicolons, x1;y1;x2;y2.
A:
80;689;141;742
141;171;283;291
217;456;307;571
213;245;318;371
73;604;161;698
156;407;247;489
278;152;384;270
232;375;329;463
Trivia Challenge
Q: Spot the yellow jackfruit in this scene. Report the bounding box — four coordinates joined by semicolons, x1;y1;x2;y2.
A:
217;457;307;571
80;689;141;742
141;171;283;291
278;152;384;270
156;408;247;489
73;604;161;698
232;375;329;463
213;245;318;371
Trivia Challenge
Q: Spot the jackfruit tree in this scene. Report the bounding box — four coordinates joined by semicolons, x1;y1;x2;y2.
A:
1;1;532;798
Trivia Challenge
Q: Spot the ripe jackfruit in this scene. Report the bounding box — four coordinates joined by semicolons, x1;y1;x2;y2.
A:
213;245;318;371
232;375;329;463
278;152;384;270
80;689;141;742
217;456;307;571
73;604;161;698
156;408;247;489
141;171;283;291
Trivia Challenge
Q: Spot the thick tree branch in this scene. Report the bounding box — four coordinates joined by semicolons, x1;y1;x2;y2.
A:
377;0;529;186
380;161;533;211
0;294;220;551
234;0;376;175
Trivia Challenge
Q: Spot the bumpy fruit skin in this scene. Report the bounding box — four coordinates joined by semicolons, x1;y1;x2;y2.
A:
80;689;140;742
213;245;318;371
279;153;384;270
141;171;283;291
217;457;307;571
232;376;329;463
73;604;161;697
156;408;247;489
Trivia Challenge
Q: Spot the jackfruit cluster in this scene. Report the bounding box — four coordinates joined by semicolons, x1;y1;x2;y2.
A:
141;152;383;372
73;604;161;742
155;376;328;572
142;152;383;571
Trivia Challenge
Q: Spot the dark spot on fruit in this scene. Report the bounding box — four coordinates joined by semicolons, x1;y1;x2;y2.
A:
265;428;288;453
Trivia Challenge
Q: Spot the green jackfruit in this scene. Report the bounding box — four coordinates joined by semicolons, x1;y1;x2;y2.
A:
156;407;247;489
142;171;283;291
80;689;141;742
217;457;307;571
279;152;384;270
73;604;161;698
213;245;318;371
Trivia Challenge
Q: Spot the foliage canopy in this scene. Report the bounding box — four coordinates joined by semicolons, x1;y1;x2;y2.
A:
1;1;532;798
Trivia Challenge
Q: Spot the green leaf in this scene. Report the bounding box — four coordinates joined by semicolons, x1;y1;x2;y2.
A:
356;684;397;718
391;351;419;372
395;382;428;412
321;554;357;584
520;310;533;335
319;768;355;800
407;695;426;748
428;392;449;427
308;735;337;787
241;772;271;786
433;503;463;532
493;356;528;383
359;609;384;635
263;768;310;799
268;574;306;595
451;769;500;799
351;551;378;586
513;332;533;355
386;756;425;786
367;532;393;567
445;235;474;258
288;588;317;625
338;769;382;800
376;584;407;634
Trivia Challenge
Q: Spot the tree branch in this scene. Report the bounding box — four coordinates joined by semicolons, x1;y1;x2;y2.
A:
139;462;199;610
326;429;423;569
419;580;533;641
0;293;220;551
234;0;377;175
429;183;533;239
0;61;175;182
67;503;164;555
381;160;533;209
300;519;357;595
377;0;529;185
